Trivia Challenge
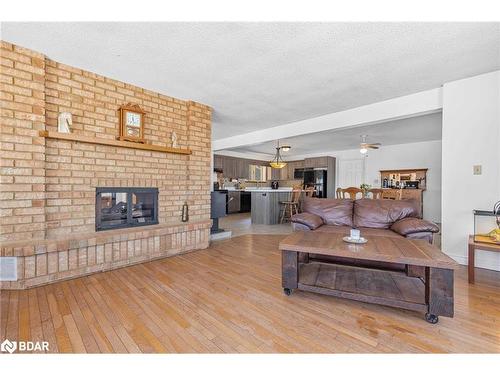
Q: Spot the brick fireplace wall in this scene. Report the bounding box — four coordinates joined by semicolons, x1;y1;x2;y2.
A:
0;41;212;289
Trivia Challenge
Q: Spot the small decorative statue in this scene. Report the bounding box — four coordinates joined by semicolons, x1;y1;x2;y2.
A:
171;131;178;148
58;112;72;133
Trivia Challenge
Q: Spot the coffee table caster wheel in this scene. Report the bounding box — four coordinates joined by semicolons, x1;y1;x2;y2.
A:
283;288;292;296
425;313;439;324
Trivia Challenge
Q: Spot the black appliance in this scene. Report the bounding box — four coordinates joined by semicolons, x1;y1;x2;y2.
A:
303;169;327;198
240;191;251;212
271;181;279;189
404;181;419;189
294;168;306;179
210;190;227;233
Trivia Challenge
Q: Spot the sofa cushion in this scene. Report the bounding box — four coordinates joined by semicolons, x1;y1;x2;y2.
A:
302;198;353;227
291;212;323;230
391;217;439;236
353;199;419;229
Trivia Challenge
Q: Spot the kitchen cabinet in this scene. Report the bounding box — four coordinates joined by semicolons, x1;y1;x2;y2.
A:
214;154;223;170
249;164;268;181
227;191;241;213
304;157;328;168
279;165;288;180
250;191;290;224
214;155;333;185
271;167;281;180
289;160;304;179
214;154;269;180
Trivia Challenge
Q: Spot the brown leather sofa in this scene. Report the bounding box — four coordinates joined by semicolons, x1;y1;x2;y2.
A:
292;197;439;243
291;198;440;272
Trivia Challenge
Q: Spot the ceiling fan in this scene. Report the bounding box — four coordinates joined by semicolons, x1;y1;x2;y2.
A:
359;135;381;154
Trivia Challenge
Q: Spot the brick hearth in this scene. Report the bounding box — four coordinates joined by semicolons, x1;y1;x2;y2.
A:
0;41;212;289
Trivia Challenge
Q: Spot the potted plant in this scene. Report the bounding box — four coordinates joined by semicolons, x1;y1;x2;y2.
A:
360;183;372;198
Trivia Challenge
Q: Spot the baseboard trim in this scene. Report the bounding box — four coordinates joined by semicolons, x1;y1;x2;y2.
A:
447;253;500;272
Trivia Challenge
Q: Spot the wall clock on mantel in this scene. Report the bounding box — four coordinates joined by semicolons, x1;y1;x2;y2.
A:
118;103;146;143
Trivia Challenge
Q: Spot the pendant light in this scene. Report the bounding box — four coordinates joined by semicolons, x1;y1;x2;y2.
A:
269;140;288;169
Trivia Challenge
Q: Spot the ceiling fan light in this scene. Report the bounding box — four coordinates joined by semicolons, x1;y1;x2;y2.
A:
359;148;368;154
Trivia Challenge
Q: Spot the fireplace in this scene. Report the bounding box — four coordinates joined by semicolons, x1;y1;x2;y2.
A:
96;187;159;231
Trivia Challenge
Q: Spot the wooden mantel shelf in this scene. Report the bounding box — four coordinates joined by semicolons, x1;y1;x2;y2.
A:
39;130;192;155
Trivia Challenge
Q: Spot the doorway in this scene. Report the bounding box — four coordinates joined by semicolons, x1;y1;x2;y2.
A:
337;158;364;188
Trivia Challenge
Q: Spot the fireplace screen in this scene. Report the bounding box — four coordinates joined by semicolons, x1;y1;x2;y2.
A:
96;187;158;231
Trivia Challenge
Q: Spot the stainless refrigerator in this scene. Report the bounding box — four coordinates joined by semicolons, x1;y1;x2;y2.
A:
303;168;327;198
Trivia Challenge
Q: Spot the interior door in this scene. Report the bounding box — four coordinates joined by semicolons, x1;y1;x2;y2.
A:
338;159;364;189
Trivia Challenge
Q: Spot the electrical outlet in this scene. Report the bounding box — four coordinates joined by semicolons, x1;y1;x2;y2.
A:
473;165;482;175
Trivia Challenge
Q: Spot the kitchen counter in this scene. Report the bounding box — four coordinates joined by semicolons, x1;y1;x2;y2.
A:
225;187;294;192
251;190;292;225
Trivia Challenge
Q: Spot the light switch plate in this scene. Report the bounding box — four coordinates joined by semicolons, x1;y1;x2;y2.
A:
473;165;482;175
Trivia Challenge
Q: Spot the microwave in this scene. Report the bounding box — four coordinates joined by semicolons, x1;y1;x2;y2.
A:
294;168;305;179
405;181;419;189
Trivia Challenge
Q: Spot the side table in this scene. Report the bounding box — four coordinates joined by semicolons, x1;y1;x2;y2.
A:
468;235;500;283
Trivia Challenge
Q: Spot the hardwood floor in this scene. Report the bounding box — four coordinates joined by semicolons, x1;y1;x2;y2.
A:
1;234;499;353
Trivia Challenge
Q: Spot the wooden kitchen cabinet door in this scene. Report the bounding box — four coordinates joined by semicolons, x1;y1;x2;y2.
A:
304;157;328;168
214;154;223;169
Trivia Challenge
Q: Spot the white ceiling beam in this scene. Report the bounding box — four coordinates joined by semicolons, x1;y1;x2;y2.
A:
213;88;443;150
214;149;272;161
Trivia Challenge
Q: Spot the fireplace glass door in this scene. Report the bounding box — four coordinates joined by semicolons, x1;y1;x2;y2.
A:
96;188;158;231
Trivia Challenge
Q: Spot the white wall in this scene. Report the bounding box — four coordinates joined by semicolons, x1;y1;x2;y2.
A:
307;140;442;223
442;70;500;271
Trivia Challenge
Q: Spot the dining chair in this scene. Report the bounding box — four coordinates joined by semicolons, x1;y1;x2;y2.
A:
367;188;384;199
341;187;363;200
336;187;342;199
279;189;302;224
304;187;315;197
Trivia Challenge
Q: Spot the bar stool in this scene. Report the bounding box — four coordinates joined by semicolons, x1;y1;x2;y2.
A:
279;190;302;224
304;187;315;197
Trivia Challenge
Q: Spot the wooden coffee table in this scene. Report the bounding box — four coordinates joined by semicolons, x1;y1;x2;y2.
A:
279;231;458;324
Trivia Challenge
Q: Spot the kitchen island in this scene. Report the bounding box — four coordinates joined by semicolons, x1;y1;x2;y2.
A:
249;189;293;225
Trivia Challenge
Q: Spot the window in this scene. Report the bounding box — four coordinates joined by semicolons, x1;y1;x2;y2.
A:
95;187;158;231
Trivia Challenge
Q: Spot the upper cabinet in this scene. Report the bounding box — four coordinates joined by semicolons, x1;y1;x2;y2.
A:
214;154;223;170
214;154;335;185
304;157;328;168
249;164;269;181
214;154;268;180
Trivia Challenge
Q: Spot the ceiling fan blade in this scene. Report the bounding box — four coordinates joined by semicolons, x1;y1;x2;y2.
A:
367;145;379;149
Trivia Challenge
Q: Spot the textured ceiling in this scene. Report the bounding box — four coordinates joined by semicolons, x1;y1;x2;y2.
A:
2;22;499;140
226;112;442;158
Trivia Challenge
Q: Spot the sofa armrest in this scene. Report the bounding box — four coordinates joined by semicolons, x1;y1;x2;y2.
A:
291;212;323;230
391;217;439;236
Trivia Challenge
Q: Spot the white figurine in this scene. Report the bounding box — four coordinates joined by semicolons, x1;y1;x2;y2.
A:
58;112;72;133
171;131;178;148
